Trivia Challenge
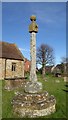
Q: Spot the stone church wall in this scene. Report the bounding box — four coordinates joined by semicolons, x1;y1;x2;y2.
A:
0;58;24;80
0;58;5;80
6;59;24;78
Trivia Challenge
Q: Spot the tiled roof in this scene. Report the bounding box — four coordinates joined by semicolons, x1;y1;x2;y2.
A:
0;41;24;61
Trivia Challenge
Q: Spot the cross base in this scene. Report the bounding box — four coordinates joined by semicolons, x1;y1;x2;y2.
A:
24;81;42;93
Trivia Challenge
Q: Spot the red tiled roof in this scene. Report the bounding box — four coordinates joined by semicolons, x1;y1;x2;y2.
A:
0;41;24;61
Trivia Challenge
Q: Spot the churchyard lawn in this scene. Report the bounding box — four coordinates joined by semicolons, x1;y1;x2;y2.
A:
1;74;67;119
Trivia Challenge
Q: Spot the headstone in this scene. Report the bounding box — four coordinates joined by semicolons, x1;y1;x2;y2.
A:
64;76;68;82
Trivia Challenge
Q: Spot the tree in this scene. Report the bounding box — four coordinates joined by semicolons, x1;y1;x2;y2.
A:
37;44;54;77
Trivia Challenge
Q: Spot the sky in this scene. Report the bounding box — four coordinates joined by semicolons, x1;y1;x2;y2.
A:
1;0;67;2
2;2;66;66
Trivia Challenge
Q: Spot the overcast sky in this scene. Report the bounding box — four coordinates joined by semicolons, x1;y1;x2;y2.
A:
2;2;66;65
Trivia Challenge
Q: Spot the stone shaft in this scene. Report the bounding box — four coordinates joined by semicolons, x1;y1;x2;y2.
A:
24;15;42;93
30;32;37;82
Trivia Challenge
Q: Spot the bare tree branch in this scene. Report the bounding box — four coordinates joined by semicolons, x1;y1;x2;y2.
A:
37;44;55;77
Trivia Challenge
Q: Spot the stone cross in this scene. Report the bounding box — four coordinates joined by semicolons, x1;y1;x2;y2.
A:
25;15;42;93
29;15;38;82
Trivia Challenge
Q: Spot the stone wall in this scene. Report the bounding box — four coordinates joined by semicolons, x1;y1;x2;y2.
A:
0;58;5;80
5;79;26;90
0;58;24;80
6;59;24;78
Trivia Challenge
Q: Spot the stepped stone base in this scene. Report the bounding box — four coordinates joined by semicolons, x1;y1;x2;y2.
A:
12;91;56;118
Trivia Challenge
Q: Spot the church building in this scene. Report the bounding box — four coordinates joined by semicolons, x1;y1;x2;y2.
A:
0;41;24;80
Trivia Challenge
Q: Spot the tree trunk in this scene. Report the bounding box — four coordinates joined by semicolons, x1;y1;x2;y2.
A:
42;64;45;79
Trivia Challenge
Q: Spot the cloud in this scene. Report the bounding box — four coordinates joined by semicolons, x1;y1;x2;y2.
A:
19;48;30;52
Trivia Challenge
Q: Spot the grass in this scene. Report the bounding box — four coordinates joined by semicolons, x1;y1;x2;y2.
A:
2;74;67;119
38;74;67;118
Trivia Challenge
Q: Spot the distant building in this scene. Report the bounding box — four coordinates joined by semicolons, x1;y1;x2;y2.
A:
24;58;31;72
0;41;24;80
38;65;53;74
45;65;53;73
51;65;61;77
51;65;56;73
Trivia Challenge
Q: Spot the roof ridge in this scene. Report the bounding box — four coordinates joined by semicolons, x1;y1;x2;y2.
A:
0;41;15;45
0;41;24;61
